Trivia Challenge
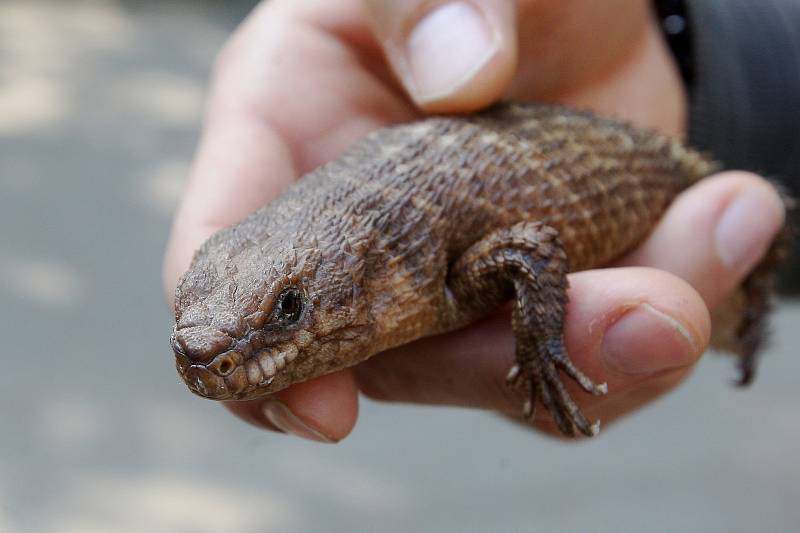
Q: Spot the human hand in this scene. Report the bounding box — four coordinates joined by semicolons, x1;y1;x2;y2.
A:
163;0;786;441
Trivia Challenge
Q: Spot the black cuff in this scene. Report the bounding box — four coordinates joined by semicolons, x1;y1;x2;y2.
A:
653;0;695;88
684;0;800;182
657;0;800;292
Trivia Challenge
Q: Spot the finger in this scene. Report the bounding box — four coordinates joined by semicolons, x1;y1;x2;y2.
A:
223;369;360;443
508;0;685;135
354;267;710;433
163;0;413;299
164;1;395;442
162;118;298;298
617;171;787;309
364;0;517;112
364;0;686;134
162;2;300;299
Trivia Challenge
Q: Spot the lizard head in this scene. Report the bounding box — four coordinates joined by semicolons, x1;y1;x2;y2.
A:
171;227;372;401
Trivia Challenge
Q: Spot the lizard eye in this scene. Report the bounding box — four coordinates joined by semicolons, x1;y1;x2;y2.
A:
274;288;304;324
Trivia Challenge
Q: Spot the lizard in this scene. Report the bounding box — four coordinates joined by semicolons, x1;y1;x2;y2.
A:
170;103;789;437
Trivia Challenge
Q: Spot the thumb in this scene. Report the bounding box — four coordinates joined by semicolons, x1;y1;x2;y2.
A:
364;0;517;113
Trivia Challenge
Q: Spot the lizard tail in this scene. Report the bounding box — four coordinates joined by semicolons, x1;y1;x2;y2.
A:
730;183;795;385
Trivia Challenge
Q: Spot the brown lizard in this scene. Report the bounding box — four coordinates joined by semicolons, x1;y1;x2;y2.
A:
170;103;789;437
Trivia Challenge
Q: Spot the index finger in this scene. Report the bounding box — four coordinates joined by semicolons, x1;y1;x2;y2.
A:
162;1;413;442
162;1;412;296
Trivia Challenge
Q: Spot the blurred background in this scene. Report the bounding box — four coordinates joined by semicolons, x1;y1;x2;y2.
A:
0;1;797;532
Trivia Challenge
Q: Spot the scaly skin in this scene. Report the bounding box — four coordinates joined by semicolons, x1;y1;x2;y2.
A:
171;103;787;437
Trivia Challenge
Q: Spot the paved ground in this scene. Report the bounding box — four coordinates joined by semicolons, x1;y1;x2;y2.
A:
0;2;797;532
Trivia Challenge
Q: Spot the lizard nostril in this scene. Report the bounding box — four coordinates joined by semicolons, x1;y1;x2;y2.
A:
207;352;241;377
218;359;233;375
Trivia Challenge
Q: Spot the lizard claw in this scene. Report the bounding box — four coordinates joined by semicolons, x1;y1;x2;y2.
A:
506;364;522;385
514;339;605;437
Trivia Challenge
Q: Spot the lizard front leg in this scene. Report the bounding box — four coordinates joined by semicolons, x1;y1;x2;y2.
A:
446;221;608;437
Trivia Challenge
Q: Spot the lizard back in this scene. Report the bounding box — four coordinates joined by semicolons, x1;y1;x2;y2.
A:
173;103;784;425
290;103;718;347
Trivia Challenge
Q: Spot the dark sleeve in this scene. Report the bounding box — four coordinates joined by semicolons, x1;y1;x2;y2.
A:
684;0;800;180
679;0;800;292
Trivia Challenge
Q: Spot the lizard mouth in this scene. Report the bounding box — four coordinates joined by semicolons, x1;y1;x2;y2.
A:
174;343;300;400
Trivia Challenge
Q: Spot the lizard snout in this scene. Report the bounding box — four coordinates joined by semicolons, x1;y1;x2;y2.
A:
172;324;234;364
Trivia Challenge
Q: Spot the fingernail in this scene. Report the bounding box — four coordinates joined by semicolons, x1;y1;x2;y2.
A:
405;2;498;102
602;304;700;375
262;400;335;443
715;187;785;277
